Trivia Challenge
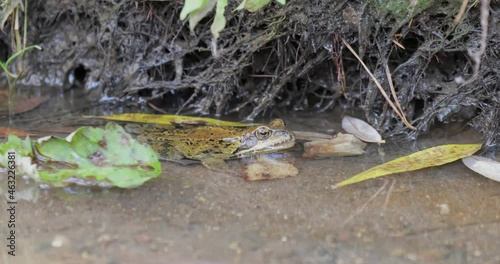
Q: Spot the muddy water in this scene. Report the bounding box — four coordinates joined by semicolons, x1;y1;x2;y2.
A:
0;89;498;264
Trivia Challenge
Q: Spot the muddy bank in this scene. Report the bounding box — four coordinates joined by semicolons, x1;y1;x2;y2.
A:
0;0;498;145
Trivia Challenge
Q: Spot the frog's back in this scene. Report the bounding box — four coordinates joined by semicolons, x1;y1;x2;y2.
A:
140;125;249;160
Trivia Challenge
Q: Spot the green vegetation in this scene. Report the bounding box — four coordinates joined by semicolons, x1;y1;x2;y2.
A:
374;0;438;19
180;0;286;39
0;123;162;188
1;0;41;120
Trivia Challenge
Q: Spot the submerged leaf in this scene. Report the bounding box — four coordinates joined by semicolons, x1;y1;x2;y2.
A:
84;113;258;127
293;131;334;141
341;115;384;143
11;95;49;115
0;126;32;137
462;155;500;182
333;144;482;189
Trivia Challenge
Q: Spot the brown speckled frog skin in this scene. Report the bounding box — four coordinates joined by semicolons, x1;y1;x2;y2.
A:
134;119;295;170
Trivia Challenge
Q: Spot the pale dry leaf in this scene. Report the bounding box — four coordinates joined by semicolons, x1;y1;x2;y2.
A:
462;155;500;182
341;115;384;143
303;132;367;158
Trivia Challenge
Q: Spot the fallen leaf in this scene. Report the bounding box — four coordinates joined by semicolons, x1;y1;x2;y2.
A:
341;115;384;143
84;113;258;127
303;133;366;158
11;95;49;115
333;143;482;189
462;155;500;182
0;126;33;137
0;123;161;188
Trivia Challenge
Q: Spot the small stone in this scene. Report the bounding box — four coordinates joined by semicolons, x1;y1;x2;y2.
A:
439;204;450;215
51;235;67;247
406;253;417;261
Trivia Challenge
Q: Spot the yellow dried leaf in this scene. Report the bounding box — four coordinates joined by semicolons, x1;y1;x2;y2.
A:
333;143;482;189
83;113;258;127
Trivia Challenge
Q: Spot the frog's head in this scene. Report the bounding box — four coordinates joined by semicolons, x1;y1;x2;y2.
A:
232;119;295;158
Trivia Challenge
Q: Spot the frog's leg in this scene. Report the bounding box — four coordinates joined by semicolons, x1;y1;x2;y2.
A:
200;157;229;171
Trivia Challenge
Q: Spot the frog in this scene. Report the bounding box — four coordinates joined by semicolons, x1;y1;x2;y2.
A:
129;119;295;170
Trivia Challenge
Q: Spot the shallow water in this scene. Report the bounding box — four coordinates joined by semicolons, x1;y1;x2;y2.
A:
0;88;499;264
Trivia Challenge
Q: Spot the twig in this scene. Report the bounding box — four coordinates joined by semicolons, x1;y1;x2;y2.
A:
454;0;470;25
342;38;416;130
383;178;397;210
384;64;415;129
462;0;490;84
342;179;388;226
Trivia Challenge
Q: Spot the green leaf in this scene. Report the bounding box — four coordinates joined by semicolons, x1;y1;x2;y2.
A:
235;0;248;11
275;0;286;5
180;0;207;20
0;135;32;165
0;0;24;32
211;0;228;39
236;0;271;12
188;0;217;32
0;123;161;188
34;122;161;188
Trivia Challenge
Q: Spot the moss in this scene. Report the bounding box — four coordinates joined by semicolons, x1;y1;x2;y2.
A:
374;0;436;19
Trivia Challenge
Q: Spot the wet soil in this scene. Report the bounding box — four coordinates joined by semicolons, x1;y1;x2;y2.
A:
0;97;498;264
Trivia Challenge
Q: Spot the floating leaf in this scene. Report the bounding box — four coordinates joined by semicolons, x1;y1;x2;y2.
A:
211;0;228;39
84;113;258;127
0;123;161;188
333;143;482;189
341;115;384;143
0;135;37;181
462;155;500;182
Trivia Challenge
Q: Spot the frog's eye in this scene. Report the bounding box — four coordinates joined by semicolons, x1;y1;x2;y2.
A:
255;127;271;140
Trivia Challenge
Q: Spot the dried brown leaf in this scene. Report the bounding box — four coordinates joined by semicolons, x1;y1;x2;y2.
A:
302;132;367;158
